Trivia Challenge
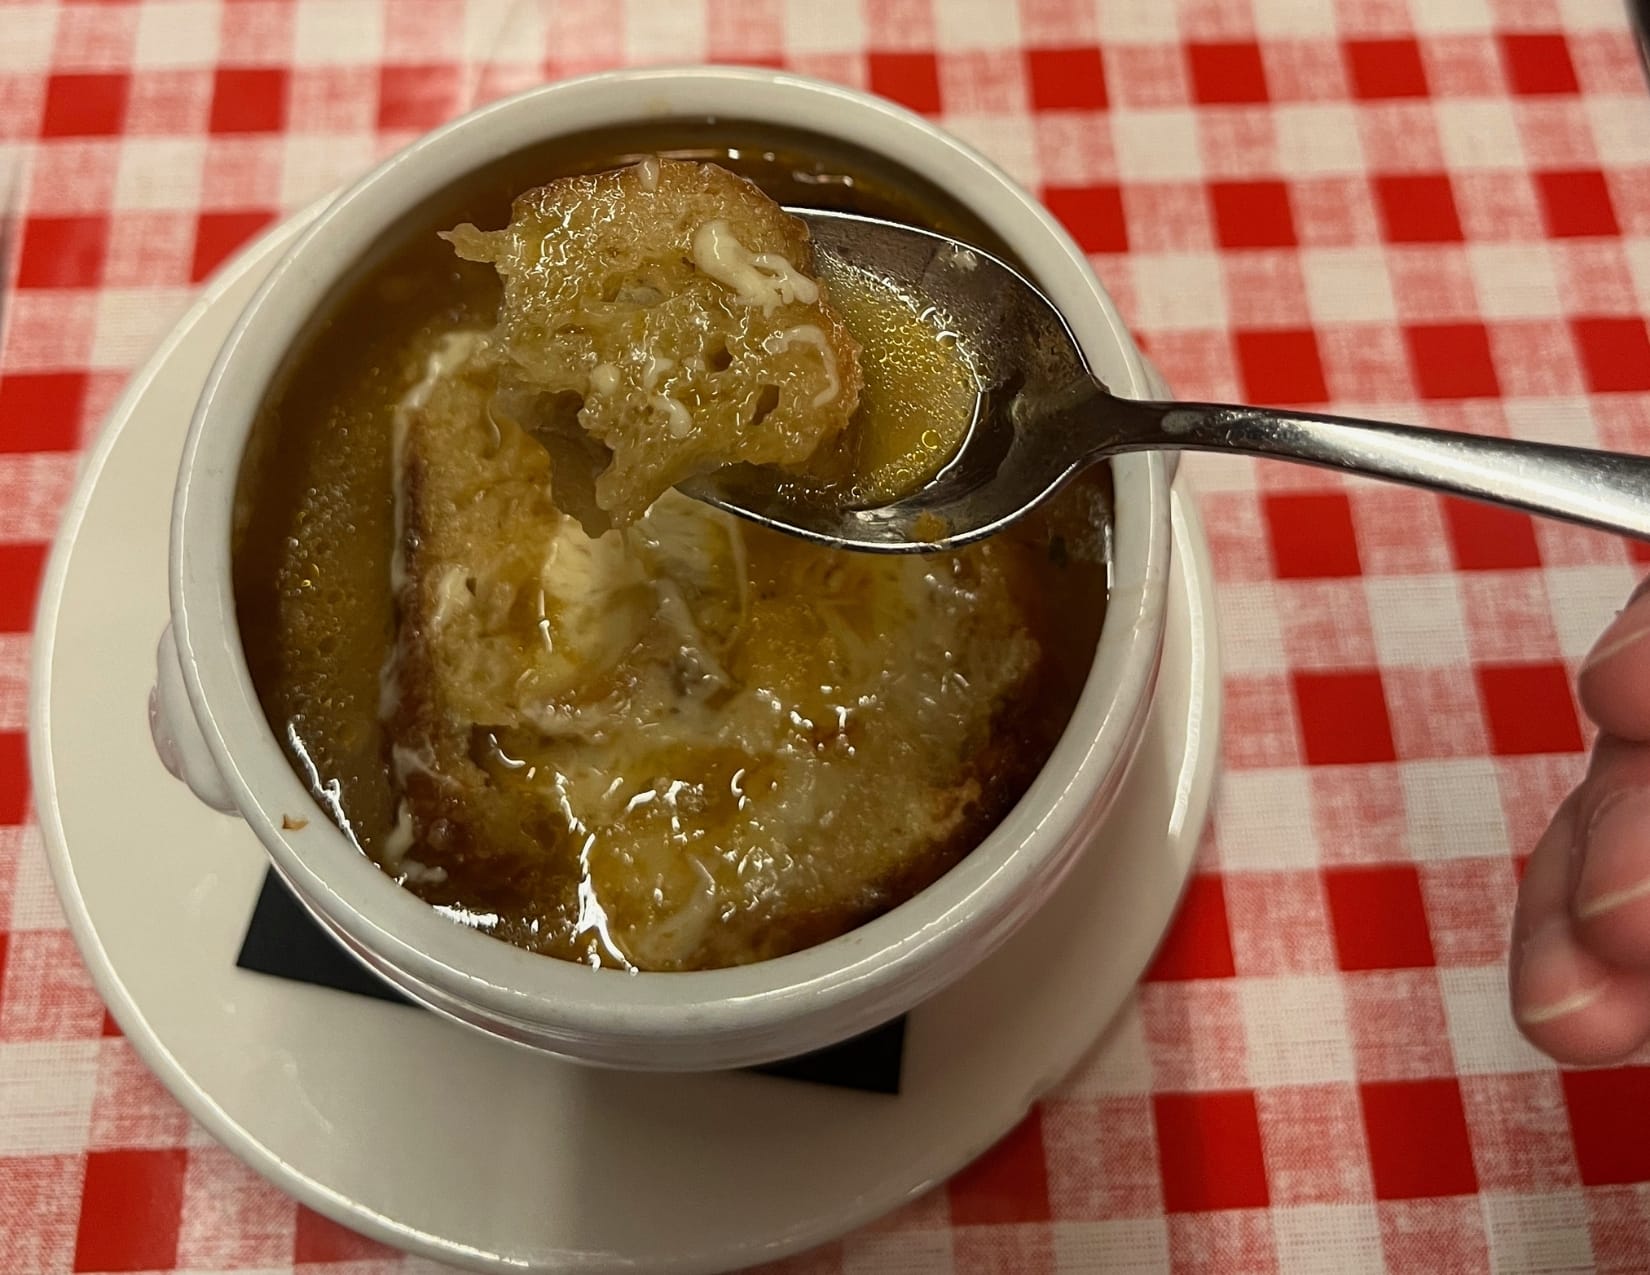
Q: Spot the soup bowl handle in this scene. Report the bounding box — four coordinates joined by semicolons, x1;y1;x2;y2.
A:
149;622;237;814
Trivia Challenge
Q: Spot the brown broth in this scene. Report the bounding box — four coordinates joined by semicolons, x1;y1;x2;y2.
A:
233;120;1113;969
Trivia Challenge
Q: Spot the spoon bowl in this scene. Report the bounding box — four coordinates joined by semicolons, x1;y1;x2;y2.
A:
682;210;1650;553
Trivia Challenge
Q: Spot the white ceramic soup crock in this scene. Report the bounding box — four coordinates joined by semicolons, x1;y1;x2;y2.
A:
157;66;1173;1071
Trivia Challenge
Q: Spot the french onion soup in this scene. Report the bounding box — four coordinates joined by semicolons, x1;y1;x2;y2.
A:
233;125;1112;972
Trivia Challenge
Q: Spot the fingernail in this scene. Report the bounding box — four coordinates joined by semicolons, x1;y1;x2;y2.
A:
1518;982;1609;1025
1582;610;1650;674
1575;790;1650;920
1514;918;1610;1025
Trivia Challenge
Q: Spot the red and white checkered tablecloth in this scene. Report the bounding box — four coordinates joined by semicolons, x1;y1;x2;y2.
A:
5;0;1650;1270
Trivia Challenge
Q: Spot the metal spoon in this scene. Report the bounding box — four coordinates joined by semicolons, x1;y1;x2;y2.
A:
679;209;1650;554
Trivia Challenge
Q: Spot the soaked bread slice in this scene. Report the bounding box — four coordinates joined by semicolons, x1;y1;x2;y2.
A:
443;157;862;524
383;330;1044;971
383;331;740;940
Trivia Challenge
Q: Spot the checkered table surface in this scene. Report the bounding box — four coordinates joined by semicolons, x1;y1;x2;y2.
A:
4;0;1650;1270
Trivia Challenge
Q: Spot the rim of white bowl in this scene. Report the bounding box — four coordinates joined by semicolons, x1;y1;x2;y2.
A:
172;66;1172;1049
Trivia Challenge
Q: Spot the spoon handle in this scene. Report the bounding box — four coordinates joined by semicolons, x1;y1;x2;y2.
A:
1111;400;1650;541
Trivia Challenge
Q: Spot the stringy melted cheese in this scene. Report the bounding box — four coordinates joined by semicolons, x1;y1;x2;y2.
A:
691;219;822;315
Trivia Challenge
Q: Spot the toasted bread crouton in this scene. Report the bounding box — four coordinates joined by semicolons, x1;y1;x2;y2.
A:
443;157;862;524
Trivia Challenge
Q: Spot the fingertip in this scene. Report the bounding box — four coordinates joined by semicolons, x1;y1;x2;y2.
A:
1575;892;1650;970
1580;589;1650;741
1517;981;1650;1067
1512;919;1650;1065
1570;773;1650;970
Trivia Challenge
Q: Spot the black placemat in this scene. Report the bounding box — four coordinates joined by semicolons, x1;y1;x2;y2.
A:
236;869;905;1093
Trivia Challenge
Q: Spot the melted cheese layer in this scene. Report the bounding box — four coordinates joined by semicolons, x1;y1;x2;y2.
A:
386;340;1043;971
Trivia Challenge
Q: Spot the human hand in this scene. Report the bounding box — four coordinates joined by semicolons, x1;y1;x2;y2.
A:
1510;578;1650;1064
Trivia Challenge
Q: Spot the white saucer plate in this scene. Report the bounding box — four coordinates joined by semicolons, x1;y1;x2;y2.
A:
30;212;1222;1274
